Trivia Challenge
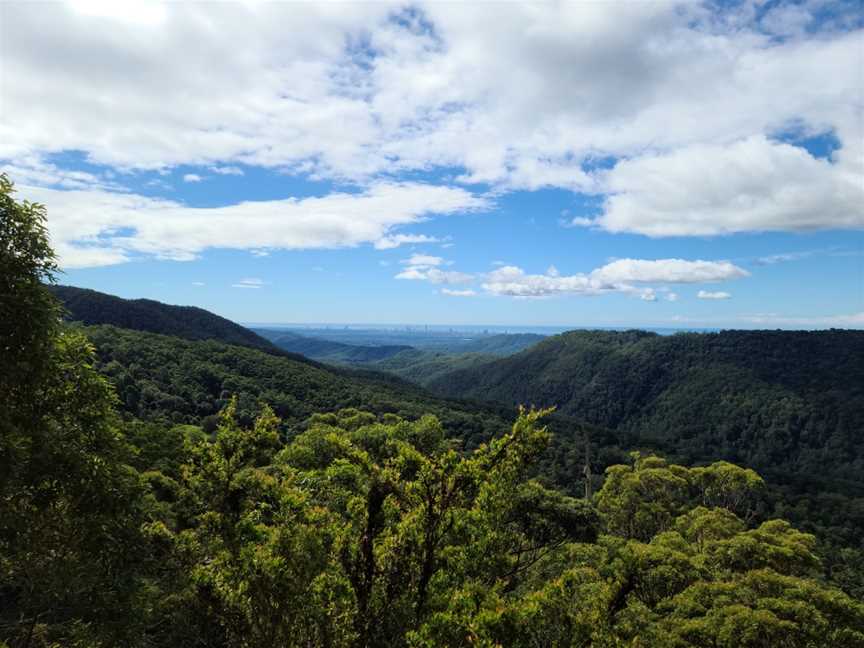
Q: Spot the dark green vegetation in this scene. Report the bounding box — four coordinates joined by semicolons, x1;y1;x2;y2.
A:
253;327;544;382
428;329;864;590
254;326;544;355
82;323;512;447
3;174;864;647
258;328;413;363
376;348;500;386
430;328;864;485
52;284;284;355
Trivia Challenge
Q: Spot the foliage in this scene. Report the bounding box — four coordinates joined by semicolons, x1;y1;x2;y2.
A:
375;349;500;386
79;323;513;446
52;284;287;355
0;173;60;461
0;176;147;647
430;329;864;483
4;175;863;646
428;328;864;594
263;329;413;363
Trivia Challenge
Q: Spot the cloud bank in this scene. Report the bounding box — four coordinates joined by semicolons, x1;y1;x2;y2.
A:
0;0;861;251
396;257;748;299
21;182;486;269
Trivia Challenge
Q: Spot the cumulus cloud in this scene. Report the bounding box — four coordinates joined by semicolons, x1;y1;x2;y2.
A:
395;267;474;285
441;288;477;297
395;252;473;284
1;155;120;192
210;166;244;176
183;173;202;183
697;290;732;300
581;136;864;236
401;254;445;268
640;290;658;302
374;234;443;250
0;1;860;227
20;182;486;269
480;259;747;298
482;265;617;298
591;258;749;283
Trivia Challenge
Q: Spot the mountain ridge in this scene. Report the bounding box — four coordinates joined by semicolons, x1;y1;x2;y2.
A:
51;284;295;358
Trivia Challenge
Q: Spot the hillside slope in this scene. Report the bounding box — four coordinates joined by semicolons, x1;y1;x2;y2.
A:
429;329;864;485
375;349;500;386
451;333;545;355
82;324;527;448
259;329;413;363
52;285;282;355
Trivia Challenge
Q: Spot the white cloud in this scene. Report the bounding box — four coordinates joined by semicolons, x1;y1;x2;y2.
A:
441;288;476;297
665;292;679;302
396;252;472;284
21;182;486;269
482;265;615;298
591;258;749;283
481;258;748;298
697;290;732;300
1;155;120;192
584;136;864;236
394;267;427;281
374;234;442;250
191;281;205;286
232;278;265;289
66;0;167;26
640;289;658;302
54;244;130;269
0;0;859;225
401;254;445;268
395;267;474;285
183;173;202;183
210;166;244;176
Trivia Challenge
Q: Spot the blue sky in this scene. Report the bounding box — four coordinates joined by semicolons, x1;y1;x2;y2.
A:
2;0;862;328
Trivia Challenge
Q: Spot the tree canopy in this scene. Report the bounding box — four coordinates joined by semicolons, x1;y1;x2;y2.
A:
2;174;862;647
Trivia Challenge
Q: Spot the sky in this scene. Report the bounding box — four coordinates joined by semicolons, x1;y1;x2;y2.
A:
1;0;862;328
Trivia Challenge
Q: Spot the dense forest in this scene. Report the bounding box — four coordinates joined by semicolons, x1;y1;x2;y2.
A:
257;329;414;363
3;173;864;647
51;284;287;355
252;328;544;373
79;323;517;448
429;329;864;486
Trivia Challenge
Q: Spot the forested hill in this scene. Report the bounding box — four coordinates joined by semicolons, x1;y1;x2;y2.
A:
450;332;545;355
81;324;526;449
51;284;283;355
8;163;864;648
429;328;864;485
257;329;413;363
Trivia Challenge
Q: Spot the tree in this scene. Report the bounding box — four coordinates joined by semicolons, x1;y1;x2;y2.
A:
0;172;60;487
0;175;147;647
